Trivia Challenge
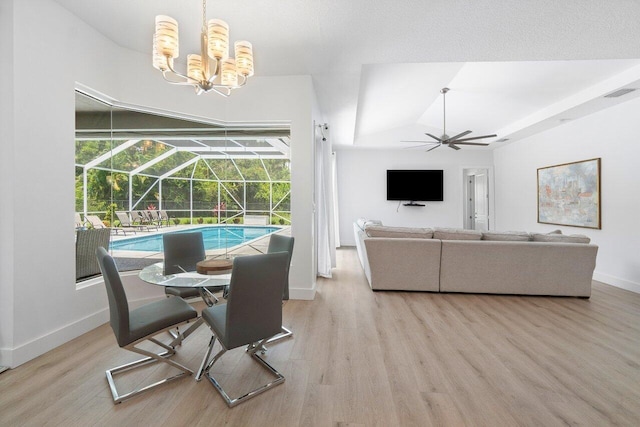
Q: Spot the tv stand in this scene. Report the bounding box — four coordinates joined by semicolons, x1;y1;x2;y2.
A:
403;202;425;207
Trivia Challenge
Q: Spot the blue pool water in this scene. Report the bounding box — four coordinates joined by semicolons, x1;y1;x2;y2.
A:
110;226;280;252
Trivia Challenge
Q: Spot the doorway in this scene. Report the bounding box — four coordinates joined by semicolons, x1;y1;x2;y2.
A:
463;168;490;231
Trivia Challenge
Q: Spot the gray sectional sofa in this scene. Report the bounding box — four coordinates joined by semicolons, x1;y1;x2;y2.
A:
353;219;598;298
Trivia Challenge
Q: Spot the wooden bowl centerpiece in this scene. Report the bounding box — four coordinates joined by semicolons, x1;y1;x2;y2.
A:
196;258;233;275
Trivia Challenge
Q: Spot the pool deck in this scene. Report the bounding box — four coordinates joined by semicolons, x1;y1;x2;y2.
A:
110;224;291;268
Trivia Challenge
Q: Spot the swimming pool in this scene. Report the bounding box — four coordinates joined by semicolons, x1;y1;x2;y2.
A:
109;226;280;252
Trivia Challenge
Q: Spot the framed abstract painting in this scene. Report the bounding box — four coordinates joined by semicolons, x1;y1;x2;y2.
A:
537;158;601;229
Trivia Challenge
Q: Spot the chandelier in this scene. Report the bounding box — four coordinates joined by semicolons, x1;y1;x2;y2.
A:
152;0;254;97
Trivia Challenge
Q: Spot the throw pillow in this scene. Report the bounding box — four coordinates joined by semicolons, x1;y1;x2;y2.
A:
365;225;434;239
531;233;591;244
433;227;483;240
482;231;531;241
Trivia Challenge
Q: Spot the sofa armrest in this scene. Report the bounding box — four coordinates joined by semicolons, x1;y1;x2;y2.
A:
354;222;372;284
364;238;441;291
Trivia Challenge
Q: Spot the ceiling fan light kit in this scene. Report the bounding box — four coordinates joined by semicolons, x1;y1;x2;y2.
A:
403;87;497;151
153;0;254;97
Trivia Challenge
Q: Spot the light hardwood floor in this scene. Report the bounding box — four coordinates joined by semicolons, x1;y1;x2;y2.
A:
1;247;640;426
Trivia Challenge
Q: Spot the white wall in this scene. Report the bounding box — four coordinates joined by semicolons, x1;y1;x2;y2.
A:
1;0;122;368
336;147;493;245
494;96;640;293
0;0;15;362
1;0;317;368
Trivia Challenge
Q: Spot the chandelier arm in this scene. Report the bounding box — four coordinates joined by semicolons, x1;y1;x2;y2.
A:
211;74;247;90
162;66;199;86
213;76;248;89
161;70;190;85
209;86;232;97
206;58;221;84
164;57;200;83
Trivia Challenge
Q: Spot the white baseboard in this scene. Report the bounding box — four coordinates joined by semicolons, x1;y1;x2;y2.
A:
593;271;640;294
289;287;316;301
2;295;163;369
0;350;12;370
289;287;316;300
5;309;108;369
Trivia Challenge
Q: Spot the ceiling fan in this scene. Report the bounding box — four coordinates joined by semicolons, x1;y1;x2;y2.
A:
402;87;497;151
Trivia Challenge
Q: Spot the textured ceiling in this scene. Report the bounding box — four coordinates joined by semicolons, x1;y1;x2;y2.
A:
54;0;640;148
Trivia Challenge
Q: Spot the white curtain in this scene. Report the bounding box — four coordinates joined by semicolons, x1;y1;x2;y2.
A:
315;124;336;278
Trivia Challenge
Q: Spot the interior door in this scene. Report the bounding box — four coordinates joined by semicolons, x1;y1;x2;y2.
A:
466;175;476;229
473;171;489;231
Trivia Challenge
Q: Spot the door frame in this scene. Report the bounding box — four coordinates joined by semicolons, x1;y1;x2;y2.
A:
462;167;494;231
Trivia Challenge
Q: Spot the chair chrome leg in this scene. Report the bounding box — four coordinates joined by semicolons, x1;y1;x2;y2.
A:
168;329;179;341
105;324;195;404
200;287;219;307
266;325;293;344
167;317;204;348
204;337;285;407
196;335;217;382
106;340;193;404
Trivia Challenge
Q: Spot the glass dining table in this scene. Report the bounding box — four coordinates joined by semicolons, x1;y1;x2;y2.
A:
138;261;232;307
138;260;233;380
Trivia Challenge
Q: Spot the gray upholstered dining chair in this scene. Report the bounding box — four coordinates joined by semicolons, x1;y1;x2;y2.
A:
197;251;290;407
163;231;224;305
266;234;295;343
95;246;198;404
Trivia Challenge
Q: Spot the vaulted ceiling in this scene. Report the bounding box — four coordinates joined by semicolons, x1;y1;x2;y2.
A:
55;0;640;149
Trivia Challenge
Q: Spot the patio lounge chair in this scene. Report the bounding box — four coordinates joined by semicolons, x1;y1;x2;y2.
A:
114;212;139;235
158;210;170;226
75;212;87;230
85;214;107;229
130;210;159;231
146;210;162;227
86;214;128;235
131;210;159;231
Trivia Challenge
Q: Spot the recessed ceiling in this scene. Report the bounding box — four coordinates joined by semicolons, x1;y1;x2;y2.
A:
356;59;640;150
56;0;640;149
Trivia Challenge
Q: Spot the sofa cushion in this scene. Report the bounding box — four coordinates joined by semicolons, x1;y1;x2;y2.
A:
482;230;531;241
433;227;483;240
365;225;434;239
356;218;382;231
531;233;591;244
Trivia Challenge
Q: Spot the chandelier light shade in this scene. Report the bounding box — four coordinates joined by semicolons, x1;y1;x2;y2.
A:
152;0;254;97
235;41;254;77
155;15;179;58
207;19;229;59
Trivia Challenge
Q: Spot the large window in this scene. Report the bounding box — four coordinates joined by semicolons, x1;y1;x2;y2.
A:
75;90;291;278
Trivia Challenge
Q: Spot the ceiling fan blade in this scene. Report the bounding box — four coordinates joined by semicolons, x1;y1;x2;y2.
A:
447;130;472;142
453;141;490;146
425;133;443;142
448;144;461;150
403;144;434;149
400;140;437;143
455;134;497;142
426;144;441;152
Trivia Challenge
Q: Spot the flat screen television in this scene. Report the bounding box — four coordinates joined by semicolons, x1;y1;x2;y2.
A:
386;169;444;203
